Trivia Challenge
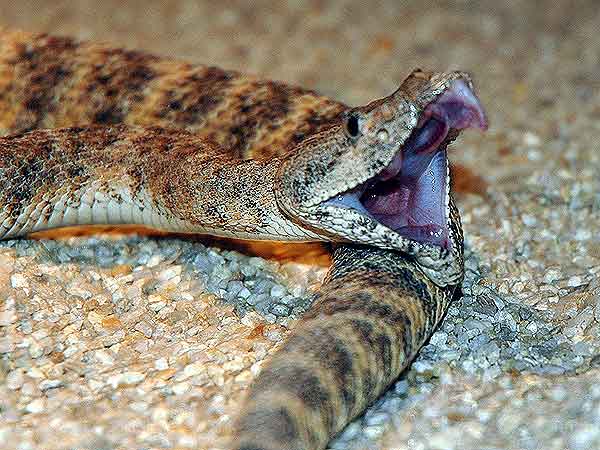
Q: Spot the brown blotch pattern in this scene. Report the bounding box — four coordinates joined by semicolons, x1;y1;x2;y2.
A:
0;30;347;163
234;245;456;450
7;34;77;132
83;48;159;125
154;66;236;128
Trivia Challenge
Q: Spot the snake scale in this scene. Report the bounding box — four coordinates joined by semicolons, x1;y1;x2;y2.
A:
0;29;487;450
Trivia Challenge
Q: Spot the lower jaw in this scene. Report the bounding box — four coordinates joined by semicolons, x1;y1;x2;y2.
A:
375;220;448;247
324;139;452;249
359;149;449;247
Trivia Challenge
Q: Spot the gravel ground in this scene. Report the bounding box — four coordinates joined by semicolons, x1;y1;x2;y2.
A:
1;1;600;449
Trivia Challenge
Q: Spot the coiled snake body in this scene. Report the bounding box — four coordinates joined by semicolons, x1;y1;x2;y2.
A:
0;29;486;449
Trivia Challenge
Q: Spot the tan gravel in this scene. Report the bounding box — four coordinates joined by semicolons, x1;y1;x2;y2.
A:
1;1;600;449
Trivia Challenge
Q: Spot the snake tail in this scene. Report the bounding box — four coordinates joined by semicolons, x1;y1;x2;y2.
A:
232;245;456;450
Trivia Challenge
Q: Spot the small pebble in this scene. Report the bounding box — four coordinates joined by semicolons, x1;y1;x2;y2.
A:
6;369;25;390
25;398;45;414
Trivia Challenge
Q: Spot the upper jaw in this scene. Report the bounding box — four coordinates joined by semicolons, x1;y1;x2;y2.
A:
323;78;487;250
419;79;487;131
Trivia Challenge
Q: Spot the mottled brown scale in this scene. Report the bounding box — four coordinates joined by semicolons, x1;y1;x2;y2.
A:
0;28;345;160
233;245;454;450
152;66;237;130
0;126;216;234
0;29;467;450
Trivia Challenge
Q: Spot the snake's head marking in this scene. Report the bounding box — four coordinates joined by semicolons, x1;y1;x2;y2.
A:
277;69;487;286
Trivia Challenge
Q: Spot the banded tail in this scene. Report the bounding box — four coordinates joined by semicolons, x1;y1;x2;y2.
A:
232;245;457;450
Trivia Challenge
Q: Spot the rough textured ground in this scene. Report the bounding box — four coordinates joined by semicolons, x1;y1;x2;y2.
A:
1;1;600;449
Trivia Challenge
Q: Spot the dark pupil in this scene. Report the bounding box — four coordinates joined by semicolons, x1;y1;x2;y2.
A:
346;115;359;137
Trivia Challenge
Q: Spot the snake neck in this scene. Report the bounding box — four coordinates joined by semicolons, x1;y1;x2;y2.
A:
0;125;321;241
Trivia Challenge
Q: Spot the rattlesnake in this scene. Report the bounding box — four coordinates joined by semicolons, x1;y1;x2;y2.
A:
0;29;486;450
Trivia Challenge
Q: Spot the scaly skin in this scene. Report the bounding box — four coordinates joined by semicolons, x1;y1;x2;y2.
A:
0;28;475;286
0;29;479;450
233;244;457;450
0;28;344;158
0;125;320;240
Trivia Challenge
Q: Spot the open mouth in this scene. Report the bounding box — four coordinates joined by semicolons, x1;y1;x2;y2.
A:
328;80;487;248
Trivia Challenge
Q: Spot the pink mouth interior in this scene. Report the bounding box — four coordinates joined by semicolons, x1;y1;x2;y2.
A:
329;79;487;248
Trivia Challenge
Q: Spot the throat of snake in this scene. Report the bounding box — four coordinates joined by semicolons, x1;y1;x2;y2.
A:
327;79;486;248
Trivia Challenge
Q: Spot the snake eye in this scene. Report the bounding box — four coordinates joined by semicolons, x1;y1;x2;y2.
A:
345;113;360;138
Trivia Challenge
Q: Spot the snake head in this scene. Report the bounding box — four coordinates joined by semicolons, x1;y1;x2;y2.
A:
277;69;487;286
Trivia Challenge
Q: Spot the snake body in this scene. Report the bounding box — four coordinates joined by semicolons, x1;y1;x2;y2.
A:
0;29;486;449
235;244;454;450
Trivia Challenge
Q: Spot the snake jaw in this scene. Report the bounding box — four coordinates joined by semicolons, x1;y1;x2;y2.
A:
276;71;486;285
324;78;486;250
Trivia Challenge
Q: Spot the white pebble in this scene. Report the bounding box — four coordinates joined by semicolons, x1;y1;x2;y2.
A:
121;371;146;385
28;341;44;359
157;266;182;282
39;379;63;391
6;369;25;390
429;331;448;347
183;362;204;378
543;269;561;283
94;350;115;365
567;276;584;287
154;357;169;370
172;382;191;395
521;214;537;227
63;345;80;358
523;131;541;146
26;367;45;379
25;398;45;414
575;229;592;241
0;309;17;326
270;285;286;297
10;274;29;289
146;255;161;267
107;371;145;388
